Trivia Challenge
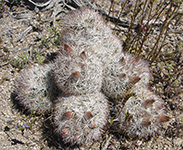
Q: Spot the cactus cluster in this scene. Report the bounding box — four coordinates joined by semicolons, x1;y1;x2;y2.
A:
51;43;109;145
101;48;169;138
13;8;169;147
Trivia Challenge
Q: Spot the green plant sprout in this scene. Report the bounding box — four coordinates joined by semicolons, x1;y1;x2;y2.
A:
33;49;45;64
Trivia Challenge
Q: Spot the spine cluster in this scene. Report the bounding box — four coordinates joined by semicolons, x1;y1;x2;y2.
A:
13;7;169;146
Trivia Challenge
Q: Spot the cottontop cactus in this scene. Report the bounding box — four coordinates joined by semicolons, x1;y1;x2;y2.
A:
13;64;56;114
102;52;151;100
114;87;169;138
54;92;109;146
58;8;122;64
52;43;103;96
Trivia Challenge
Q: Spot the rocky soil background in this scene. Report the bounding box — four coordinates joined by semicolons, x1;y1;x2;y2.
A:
0;0;183;149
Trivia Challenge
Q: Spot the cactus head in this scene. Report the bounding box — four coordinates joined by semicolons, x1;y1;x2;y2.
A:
59;8;123;64
52;43;103;96
102;52;151;100
13;64;56;114
54;92;109;146
115;87;169;138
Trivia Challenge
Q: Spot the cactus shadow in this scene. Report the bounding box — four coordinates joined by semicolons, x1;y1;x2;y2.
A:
10;91;31;116
45;52;59;62
46;69;60;103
